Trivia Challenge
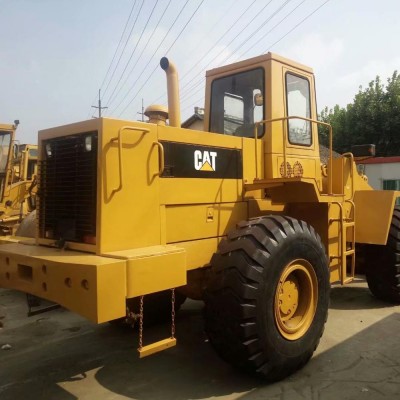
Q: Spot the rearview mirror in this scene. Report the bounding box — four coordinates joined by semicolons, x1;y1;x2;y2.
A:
254;93;263;107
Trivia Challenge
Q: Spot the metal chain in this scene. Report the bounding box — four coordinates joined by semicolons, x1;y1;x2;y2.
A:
139;295;144;350
171;288;176;339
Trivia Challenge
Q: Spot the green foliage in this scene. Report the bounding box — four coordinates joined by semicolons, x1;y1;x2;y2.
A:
318;72;400;156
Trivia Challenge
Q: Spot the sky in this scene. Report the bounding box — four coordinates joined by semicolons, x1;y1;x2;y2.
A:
1;0;399;144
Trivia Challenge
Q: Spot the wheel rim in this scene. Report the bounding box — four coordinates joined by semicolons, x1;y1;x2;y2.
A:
274;259;318;340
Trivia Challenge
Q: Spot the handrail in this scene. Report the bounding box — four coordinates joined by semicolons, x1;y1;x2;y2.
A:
110;126;150;193
253;116;334;194
3;167;14;198
2;138;18;198
342;152;355;199
152;141;165;176
345;198;356;281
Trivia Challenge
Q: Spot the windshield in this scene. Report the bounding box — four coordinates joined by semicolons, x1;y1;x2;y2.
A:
210;68;265;138
0;131;12;201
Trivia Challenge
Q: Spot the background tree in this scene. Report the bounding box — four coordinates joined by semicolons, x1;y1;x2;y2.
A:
318;71;400;156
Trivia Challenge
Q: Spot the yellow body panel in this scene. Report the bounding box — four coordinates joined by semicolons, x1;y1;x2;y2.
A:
165;202;247;243
99;119;161;253
178;237;220;270
103;245;186;298
0;242;126;323
354;190;399;244
160;178;241;205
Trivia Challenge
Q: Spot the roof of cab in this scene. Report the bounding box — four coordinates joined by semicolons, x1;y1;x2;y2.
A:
205;52;314;78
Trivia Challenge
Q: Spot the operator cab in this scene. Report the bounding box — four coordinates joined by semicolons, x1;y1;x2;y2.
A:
204;53;321;184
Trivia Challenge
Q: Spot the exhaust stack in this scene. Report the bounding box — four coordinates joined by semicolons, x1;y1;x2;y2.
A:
160;57;181;128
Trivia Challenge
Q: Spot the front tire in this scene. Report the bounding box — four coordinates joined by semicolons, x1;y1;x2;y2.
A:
204;216;330;381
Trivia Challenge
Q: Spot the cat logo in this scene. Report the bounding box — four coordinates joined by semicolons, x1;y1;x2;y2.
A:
194;150;217;172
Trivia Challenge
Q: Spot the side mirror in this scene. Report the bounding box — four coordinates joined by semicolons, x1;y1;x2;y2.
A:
254;93;263;107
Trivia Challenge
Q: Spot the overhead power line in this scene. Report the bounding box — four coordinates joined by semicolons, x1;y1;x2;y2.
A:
180;0;273;101
105;0;160;107
102;0;144;99
181;0;331;117
180;0;292;104
117;0;206;117
105;0;173;112
218;0;293;66
108;0;191;114
263;0;330;53
238;0;307;60
150;0;255;105
99;0;138;92
86;0;138;119
113;0;206;117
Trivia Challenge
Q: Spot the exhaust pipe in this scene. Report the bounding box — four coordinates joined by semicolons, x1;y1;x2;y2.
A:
160;57;181;128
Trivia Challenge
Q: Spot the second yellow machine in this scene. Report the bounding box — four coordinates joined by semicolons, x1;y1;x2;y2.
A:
0;53;399;381
0;121;37;234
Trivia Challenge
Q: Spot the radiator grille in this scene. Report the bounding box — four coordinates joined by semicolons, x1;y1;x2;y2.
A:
39;132;98;243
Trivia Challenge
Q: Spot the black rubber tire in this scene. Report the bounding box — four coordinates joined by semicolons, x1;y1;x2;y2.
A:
110;290;186;328
365;206;400;303
204;215;330;382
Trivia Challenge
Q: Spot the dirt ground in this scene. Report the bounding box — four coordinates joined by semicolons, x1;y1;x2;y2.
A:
1;278;400;400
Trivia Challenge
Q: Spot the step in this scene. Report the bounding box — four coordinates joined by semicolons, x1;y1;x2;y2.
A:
138;337;177;358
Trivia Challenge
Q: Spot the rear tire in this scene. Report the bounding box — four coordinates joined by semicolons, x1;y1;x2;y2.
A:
204;216;330;382
365;207;400;303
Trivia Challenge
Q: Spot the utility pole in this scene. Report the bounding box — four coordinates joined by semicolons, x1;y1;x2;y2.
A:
91;89;108;118
137;98;144;122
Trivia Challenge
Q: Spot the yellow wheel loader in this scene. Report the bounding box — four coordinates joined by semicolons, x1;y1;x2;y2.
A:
0;122;37;235
0;53;399;381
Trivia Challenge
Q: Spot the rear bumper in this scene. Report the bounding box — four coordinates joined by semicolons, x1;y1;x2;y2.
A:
0;242;186;323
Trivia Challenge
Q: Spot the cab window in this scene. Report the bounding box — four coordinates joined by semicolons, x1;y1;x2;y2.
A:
286;73;312;146
0;132;11;173
0;131;11;201
210;68;265;137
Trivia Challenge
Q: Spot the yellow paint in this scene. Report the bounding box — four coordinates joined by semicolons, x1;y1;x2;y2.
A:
103;245;186;298
274;259;317;341
178;237;220;270
160;177;242;205
354;190;399;244
138;337;176;358
99;119;161;253
126;252;186;297
165;202;247;243
248;198;285;218
0;242;126;323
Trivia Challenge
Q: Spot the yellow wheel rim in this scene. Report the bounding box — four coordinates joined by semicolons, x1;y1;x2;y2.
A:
274;259;318;341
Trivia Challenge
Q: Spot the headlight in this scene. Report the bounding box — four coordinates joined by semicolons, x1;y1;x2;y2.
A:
85;135;92;152
45;143;52;157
